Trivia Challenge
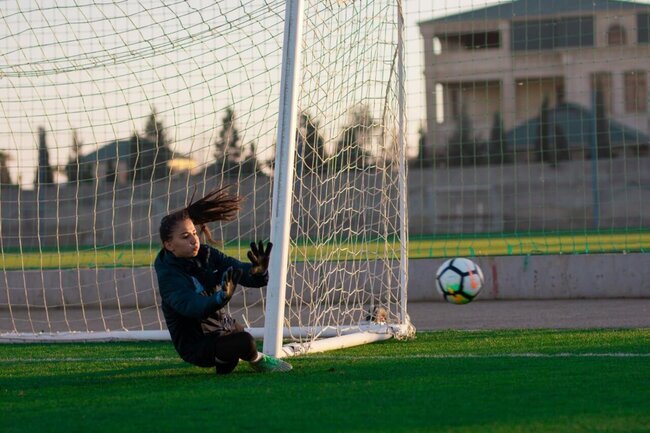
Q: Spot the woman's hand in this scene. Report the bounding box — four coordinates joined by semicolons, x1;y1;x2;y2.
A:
220;267;242;302
247;241;273;276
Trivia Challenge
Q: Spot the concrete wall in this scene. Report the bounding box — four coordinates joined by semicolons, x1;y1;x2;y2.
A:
1;156;649;248
1;158;648;312
1;253;647;312
409;156;650;233
409;253;650;301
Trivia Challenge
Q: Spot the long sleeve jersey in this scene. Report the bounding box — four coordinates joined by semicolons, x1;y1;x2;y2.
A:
154;244;268;357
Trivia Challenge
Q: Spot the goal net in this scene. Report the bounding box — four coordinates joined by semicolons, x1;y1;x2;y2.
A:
0;0;412;353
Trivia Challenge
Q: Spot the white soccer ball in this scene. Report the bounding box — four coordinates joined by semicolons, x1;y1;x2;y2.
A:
435;258;484;304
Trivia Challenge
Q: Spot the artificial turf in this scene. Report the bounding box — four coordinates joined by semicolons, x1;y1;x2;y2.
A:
1;329;649;433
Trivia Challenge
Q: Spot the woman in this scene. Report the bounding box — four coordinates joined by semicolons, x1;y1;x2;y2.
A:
154;186;292;374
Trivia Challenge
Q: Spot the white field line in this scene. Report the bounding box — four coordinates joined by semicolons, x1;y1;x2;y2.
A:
0;356;178;363
308;353;650;360
0;352;649;363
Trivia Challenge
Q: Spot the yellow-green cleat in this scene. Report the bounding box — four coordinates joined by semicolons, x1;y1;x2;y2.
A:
250;353;293;373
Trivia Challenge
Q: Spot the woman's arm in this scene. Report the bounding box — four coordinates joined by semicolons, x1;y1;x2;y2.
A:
207;246;268;288
156;266;230;319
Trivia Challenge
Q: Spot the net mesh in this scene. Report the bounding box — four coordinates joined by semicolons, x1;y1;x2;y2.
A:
3;0;650;339
406;0;650;256
0;0;408;340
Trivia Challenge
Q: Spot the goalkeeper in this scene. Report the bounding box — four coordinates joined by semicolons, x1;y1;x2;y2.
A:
154;186;292;374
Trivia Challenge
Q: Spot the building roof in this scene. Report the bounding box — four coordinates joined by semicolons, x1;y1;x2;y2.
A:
420;0;650;25
78;137;184;164
77;139;136;164
506;102;649;151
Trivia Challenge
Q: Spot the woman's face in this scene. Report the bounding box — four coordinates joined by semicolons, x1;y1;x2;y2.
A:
163;218;200;258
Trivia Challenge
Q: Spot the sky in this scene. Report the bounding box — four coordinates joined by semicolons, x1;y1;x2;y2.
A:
2;0;647;187
0;0;510;187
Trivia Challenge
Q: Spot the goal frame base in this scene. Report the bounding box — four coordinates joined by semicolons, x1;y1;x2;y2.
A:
0;323;415;357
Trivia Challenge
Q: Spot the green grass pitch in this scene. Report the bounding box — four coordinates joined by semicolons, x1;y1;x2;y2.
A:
1;329;649;433
2;231;649;269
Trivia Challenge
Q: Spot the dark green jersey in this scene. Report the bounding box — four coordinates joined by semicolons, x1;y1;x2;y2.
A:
154;245;268;360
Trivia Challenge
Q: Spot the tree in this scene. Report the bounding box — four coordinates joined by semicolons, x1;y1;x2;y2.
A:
535;96;551;164
412;125;432;167
447;107;479;166
65;129;87;183
330;104;375;170
34;127;54;186
297;111;326;173
144;108;171;179
552;124;570;164
129;108;172;181
129;132;153;181
535;97;570;166
487;112;510;165
238;140;260;176
214;107;241;170
212;107;262;175
0;150;12;185
129;132;142;181
594;90;612;159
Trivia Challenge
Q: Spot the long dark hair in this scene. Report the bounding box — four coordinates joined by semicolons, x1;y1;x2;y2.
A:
159;185;242;245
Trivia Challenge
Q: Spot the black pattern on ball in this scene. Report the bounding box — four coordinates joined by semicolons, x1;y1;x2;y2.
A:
435;258;484;305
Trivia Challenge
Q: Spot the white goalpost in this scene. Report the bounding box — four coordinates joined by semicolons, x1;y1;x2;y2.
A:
264;0;411;357
264;0;304;357
0;0;413;353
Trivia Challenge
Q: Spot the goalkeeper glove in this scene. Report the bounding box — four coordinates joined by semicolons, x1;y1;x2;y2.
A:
215;267;242;307
247;240;273;276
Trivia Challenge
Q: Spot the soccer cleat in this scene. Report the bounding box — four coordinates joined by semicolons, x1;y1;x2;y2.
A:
250;353;292;373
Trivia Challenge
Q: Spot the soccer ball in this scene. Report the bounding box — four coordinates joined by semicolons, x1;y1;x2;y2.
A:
435;258;484;304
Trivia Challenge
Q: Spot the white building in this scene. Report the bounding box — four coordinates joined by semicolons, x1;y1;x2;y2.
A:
419;0;650;156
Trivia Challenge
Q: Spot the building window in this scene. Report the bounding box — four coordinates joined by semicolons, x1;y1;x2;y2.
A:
433;37;442;55
638;13;650;43
607;24;627;46
590;72;613;115
512;16;594;51
624;71;647;113
436;31;500;52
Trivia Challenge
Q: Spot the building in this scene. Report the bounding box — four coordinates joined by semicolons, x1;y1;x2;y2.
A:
76;137;196;184
419;0;650;158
